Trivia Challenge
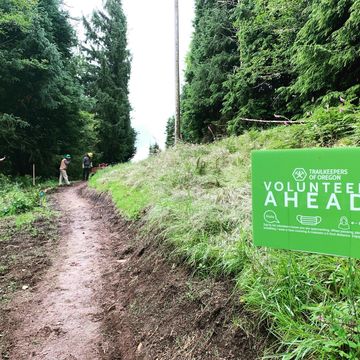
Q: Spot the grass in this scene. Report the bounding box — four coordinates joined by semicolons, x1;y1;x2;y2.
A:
14;207;54;228
0;175;57;218
90;112;360;359
90;165;151;219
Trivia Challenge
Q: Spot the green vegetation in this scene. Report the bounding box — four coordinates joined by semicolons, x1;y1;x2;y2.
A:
91;118;360;359
0;0;82;176
165;116;175;148
2;0;360;356
181;0;239;142
14;207;53;228
0;0;135;178
83;0;136;163
0;175;56;218
91;166;150;220
177;0;360;142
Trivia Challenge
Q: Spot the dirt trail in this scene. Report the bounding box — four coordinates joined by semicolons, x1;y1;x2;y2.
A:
7;184;269;360
10;184;107;359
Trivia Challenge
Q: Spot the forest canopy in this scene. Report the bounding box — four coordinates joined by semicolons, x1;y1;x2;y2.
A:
2;0;360;174
177;0;360;143
0;0;135;177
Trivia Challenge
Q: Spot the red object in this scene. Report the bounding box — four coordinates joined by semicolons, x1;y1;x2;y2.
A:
90;163;108;175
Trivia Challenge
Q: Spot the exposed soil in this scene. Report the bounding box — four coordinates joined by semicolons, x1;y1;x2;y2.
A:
0;210;58;358
83;187;270;359
5;184;108;359
1;183;270;360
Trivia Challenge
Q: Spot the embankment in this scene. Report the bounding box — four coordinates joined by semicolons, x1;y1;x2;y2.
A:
90;126;360;359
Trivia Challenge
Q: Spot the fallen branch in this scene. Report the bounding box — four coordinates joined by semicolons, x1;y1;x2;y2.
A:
238;117;305;125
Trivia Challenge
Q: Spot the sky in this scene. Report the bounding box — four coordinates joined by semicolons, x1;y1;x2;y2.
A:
66;0;195;161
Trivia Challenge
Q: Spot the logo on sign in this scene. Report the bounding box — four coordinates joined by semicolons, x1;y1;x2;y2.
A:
292;168;307;181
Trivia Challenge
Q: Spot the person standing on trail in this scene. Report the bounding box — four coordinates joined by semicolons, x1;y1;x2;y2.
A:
82;152;93;181
59;154;71;186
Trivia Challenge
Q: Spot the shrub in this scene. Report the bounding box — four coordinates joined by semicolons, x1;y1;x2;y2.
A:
0;176;55;218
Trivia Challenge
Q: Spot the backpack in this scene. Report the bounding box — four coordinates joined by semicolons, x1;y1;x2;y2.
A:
83;156;91;168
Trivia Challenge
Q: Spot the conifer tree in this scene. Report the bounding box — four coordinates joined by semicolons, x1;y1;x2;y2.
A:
223;0;312;134
0;0;83;175
149;142;160;156
165;116;175;148
181;0;360;139
83;0;136;164
284;0;360;110
181;0;239;143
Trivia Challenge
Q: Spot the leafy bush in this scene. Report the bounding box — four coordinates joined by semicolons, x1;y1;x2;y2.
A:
299;105;360;147
0;176;55;217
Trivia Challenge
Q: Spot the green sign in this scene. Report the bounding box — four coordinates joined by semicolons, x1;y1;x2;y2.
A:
252;148;360;259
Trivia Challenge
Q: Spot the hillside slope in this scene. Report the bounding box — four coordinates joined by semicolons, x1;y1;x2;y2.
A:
90;121;360;359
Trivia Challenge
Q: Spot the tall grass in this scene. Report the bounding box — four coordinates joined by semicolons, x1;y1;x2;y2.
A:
90;111;360;359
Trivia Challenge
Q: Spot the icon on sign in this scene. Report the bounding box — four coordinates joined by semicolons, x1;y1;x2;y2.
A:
264;210;280;224
292;168;307;181
338;216;350;230
296;215;322;226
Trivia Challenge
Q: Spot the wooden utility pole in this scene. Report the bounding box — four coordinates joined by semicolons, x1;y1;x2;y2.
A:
174;0;181;144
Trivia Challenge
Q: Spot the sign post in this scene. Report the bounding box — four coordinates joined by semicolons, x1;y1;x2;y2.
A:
252;148;360;259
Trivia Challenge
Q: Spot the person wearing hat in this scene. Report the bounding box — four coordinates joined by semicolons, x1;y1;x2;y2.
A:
82;152;93;181
59;154;71;186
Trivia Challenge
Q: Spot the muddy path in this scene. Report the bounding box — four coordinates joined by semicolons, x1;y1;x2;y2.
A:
6;184;270;360
9;184;107;359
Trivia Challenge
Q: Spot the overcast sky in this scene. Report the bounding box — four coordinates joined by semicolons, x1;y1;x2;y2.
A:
66;0;195;161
